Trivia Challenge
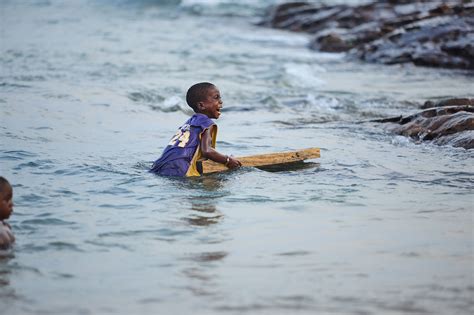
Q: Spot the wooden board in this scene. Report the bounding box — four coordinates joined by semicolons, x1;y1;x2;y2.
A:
200;147;320;174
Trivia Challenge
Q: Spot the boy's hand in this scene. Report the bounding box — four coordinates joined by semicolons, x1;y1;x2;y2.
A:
226;156;241;169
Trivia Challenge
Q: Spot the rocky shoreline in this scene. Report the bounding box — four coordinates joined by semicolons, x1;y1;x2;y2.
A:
261;1;473;149
372;99;474;149
260;0;474;70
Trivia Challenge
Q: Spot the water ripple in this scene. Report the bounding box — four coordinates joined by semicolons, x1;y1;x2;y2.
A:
89;187;132;195
0;150;37;160
98;203;138;209
98;228;194;239
14;159;55;171
17;193;48;204
0;82;31;89
276;250;312;257
181;251;228;263
13;75;46;82
21;218;75;226
22;242;83;253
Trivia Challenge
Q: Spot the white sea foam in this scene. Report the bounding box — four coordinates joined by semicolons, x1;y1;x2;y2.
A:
230;31;310;47
162;95;189;112
391;135;414;147
284;63;326;88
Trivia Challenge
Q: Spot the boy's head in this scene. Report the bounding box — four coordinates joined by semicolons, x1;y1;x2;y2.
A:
186;82;223;119
0;177;13;221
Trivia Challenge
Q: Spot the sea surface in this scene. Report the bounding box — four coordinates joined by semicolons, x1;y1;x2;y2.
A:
1;0;473;314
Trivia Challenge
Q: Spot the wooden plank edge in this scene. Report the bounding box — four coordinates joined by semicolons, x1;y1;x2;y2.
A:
200;147;320;174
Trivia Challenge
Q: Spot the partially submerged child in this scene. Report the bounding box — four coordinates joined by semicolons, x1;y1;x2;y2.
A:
150;82;241;177
0;177;15;249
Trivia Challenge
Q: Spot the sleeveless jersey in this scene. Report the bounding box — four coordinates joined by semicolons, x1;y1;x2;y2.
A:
150;113;217;177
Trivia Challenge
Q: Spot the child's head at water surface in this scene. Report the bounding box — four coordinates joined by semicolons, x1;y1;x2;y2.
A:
0;177;13;221
186;82;223;119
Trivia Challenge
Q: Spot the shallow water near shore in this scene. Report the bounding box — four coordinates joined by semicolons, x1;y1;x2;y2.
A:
1;1;473;314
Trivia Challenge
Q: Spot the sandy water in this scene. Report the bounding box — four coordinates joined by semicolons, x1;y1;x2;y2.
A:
1;1;473;314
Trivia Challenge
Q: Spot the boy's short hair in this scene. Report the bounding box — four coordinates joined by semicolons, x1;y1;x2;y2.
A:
0;177;10;192
186;82;215;112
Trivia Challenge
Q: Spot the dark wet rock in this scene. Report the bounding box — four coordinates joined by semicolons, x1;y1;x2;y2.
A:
421;98;474;109
359;14;474;69
261;1;474;69
374;103;474;149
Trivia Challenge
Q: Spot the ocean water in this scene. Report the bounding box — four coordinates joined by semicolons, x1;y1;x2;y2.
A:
1;0;473;314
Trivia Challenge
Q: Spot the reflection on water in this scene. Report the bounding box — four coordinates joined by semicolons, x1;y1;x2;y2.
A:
180;181;228;298
0;253;17;302
190;175;227;192
168;173;227;192
257;161;320;172
181;247;228;297
178;175;227;227
185;201;223;227
181;176;229;249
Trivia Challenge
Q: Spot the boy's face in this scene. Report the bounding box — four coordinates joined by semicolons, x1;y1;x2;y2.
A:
197;86;223;119
0;184;13;221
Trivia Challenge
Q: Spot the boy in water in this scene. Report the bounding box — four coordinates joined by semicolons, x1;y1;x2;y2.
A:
0;177;15;249
150;82;241;177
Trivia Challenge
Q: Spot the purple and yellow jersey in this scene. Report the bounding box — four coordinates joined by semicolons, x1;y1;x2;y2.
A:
150;113;217;177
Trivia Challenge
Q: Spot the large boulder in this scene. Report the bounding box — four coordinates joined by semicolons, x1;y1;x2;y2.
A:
374;99;474;149
260;1;474;69
359;13;474;69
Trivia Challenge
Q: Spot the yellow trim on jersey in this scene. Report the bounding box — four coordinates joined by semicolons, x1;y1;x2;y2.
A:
185;125;217;177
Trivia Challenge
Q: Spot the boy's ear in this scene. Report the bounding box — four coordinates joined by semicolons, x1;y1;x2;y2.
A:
197;101;204;110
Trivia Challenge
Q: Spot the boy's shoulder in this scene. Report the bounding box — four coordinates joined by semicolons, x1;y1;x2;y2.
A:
185;113;215;129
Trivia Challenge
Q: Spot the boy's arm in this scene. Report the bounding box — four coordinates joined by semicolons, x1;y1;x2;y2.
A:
0;224;14;249
201;128;241;169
